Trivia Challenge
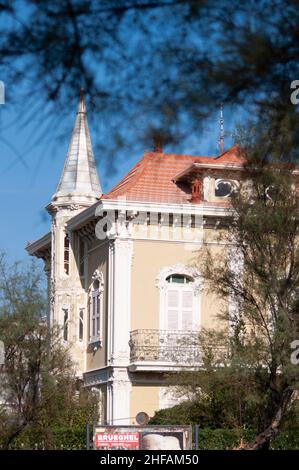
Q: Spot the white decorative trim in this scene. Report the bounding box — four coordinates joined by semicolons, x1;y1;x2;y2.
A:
88;270;104;344
84;367;112;386
107;367;132;425
159;386;182;410
109;239;134;366
67;199;233;232
203;176;211;201
156;264;202;331
215;178;240;198
128;362;202;372
107;241;115;364
87;367;132;425
91;269;104;286
77;306;85;344
156;264;202;294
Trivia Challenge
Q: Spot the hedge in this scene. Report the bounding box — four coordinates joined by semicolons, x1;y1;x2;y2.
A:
197;428;299;450
8;426;299;450
9;427;87;450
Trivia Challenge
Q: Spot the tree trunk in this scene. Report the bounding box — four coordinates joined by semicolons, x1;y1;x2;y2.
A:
240;389;294;450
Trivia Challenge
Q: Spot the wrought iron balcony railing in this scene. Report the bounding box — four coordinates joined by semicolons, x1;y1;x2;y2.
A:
129;329;202;365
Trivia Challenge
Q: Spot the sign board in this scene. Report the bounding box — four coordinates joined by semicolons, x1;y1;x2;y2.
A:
93;425;192;450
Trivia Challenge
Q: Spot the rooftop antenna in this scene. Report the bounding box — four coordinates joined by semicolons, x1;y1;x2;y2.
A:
219;103;224;154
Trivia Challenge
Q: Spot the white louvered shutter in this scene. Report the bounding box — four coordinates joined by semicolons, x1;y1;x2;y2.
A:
181;290;193;330
167;289;179;329
96;293;100;336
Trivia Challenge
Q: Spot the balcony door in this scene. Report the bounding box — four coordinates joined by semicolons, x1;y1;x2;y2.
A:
156;266;201;363
165;274;195;331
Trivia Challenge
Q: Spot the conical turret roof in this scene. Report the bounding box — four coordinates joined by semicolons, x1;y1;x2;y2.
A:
52;89;101;206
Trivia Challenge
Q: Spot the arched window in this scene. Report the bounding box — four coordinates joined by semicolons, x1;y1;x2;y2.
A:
78;308;84;341
215;179;239;198
63;308;68;341
64;234;70;275
157;265;202;331
89;271;104;344
166;274;192;284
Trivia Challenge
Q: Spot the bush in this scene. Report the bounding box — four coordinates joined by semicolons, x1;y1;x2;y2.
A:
271;431;299;450
197;428;299;450
8;424;299;450
9;426;87;450
150;402;299;449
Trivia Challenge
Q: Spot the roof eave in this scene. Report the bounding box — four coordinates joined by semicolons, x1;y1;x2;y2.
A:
26;232;51;256
173;162;245;182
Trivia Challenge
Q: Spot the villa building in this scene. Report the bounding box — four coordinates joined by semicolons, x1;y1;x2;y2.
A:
27;91;245;424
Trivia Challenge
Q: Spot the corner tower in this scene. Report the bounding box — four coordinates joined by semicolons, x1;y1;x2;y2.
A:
52;89;102;206
47;90;101;374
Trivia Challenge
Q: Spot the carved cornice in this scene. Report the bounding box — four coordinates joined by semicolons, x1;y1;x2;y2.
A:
84;367;111;386
77;220;96;241
91;269;104;288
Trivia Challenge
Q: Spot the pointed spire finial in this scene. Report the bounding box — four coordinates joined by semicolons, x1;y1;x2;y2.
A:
77;88;87;114
219;103;224;154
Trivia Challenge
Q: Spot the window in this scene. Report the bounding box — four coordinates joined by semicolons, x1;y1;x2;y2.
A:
79;308;84;341
166;275;193;329
157;265;202;332
265;185;280;202
89;274;103;343
166;284;194;330
64;234;70;275
78;238;85;277
215;179;238;197
63;308;68;341
166;274;192;284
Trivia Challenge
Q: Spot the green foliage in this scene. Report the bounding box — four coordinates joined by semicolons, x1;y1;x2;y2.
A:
8;425;299;450
150;404;299;449
149;395;261;430
0;254;98;449
190;161;299;449
149;395;253;429
270;431;299;450
8;426;87;450
197;428;299;450
198;429;254;450
149;401;201;426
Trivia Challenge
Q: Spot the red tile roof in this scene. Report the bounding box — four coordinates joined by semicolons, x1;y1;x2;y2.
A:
214;144;246;164
102;145;244;204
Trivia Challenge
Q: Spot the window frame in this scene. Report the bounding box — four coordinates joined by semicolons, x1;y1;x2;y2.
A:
166;278;195;331
89;270;104;345
63;234;70;275
62;307;69;342
215;179;239;198
156;265;202;332
78;308;84;342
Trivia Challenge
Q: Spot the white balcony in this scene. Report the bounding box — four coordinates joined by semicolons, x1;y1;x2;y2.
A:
128;329;202;372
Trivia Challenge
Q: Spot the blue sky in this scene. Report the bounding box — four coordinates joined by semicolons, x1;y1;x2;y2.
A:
0;1;240;266
0;88;234;265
